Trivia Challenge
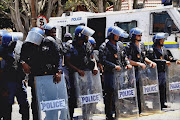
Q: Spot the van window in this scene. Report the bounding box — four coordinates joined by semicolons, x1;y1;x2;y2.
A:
69;25;78;39
115;21;137;42
151;12;179;33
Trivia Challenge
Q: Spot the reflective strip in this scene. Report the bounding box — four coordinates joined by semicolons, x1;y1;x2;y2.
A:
144;42;179;48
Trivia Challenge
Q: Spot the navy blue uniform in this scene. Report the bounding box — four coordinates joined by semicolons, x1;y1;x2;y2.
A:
126;42;147;113
65;41;94;119
149;45;176;108
99;40;129;119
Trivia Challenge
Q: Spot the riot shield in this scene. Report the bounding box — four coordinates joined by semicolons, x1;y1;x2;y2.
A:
114;67;139;120
73;71;105;120
166;63;180;109
138;65;161;114
34;74;70;120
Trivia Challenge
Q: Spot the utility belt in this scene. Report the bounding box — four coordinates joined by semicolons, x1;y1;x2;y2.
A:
41;64;58;75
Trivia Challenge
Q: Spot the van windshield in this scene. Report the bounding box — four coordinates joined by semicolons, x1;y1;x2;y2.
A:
151;11;179;33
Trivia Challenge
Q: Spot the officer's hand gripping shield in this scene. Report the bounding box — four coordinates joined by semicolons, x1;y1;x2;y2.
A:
73;71;105;120
25;31;44;46
114;67;139;119
34;74;70;120
138;65;161;114
166;63;180;109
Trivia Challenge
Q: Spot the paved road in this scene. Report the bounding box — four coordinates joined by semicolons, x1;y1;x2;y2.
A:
12;87;180;120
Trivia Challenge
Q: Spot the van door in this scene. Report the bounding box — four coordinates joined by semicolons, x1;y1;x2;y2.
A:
88;17;106;49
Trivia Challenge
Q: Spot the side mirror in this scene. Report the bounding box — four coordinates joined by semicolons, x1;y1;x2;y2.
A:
164;18;173;36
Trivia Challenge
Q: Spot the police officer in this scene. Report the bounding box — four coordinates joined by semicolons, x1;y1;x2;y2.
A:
126;27;156;114
88;37;98;64
64;32;73;42
21;26;62;120
150;33;178;109
65;25;97;119
99;26;132;120
20;27;44;120
42;23;62;79
0;33;29;120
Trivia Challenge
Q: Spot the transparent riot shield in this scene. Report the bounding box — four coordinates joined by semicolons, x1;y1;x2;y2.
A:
138;65;161;114
166;63;180;109
34;74;70;120
73;71;105;120
114;67;139;120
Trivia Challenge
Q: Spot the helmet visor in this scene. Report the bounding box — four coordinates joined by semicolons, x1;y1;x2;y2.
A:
81;26;95;37
25;31;44;45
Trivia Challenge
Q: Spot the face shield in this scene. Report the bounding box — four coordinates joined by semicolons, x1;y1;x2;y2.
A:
154;33;169;40
129;28;143;39
25;31;44;45
11;32;24;41
121;32;129;38
80;26;95;37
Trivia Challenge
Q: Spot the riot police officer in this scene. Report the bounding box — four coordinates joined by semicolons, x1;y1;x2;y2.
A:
99;26;132;120
150;33;178;109
20;26;62;120
126;27;156;114
0;33;29;120
42;23;62;82
65;25;97;119
20;27;44;120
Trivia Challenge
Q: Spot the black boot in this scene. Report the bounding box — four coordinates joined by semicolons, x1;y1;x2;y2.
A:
19;103;30;120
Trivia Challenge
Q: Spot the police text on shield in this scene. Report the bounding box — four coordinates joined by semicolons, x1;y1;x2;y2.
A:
143;84;158;94
80;93;101;105
40;99;65;111
170;82;180;90
118;88;136;99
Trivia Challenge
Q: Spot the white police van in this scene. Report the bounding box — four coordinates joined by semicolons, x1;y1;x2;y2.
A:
49;5;180;59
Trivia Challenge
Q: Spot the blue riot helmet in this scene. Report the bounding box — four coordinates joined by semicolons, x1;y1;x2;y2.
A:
25;27;44;45
119;31;129;41
43;23;56;35
75;26;95;42
107;26;126;41
88;36;96;49
107;26;114;38
88;37;96;45
153;33;169;46
129;27;143;41
1;33;17;48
